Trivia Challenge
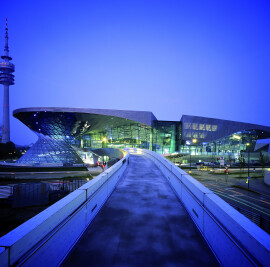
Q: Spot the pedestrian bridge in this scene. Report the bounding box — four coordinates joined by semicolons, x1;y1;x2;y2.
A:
64;153;216;266
0;149;269;266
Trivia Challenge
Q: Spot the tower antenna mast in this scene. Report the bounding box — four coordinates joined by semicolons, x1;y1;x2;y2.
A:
0;18;15;143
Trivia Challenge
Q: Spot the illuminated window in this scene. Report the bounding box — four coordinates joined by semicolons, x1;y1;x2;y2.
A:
192;123;198;130
206;124;211;131
185;132;191;138
212;125;217;131
199;133;205;138
199;124;205;130
184;123;191;129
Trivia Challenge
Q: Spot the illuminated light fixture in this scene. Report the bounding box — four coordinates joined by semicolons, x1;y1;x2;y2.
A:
246;143;250;146
233;135;241;140
186;140;191;145
102;137;107;142
192;139;197;144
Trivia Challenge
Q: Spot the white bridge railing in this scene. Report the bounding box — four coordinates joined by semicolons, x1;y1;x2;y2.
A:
0;151;129;267
127;148;270;267
0;148;269;266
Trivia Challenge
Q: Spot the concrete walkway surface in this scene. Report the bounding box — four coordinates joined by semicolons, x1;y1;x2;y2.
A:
63;154;217;266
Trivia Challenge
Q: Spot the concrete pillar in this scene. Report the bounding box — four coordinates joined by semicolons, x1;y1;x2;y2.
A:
2;85;10;143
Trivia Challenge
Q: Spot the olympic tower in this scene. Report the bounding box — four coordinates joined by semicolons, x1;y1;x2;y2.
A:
0;19;15;143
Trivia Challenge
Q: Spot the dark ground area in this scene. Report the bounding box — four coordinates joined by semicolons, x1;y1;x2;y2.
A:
0;204;49;237
0;177;91;237
0;166;88;172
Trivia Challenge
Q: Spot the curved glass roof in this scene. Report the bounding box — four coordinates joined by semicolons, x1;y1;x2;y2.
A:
13;108;157;138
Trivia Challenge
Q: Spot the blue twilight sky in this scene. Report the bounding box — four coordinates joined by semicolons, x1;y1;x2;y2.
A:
1;0;270;145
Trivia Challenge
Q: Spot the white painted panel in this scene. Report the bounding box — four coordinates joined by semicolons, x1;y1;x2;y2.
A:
22;205;87;267
0;190;86;266
204;211;253;267
79;173;108;199
171;164;184;178
181;187;204;232
181;174;212;203
79;172;107;190
0;247;8;267
170;175;182;200
86;184;109;224
204;194;270;265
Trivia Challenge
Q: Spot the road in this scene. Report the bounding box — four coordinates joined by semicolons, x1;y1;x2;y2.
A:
191;170;270;220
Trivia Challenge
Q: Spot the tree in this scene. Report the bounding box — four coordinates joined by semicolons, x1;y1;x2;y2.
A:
0;141;18;160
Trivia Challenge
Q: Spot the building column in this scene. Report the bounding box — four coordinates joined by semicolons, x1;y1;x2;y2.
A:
170;125;176;153
149;128;153;151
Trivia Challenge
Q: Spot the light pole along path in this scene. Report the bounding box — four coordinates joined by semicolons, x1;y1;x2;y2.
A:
63;153;217;266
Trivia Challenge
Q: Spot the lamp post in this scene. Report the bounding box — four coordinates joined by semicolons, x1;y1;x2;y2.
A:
102;137;107;148
246;143;250;189
189;153;191;173
187;139;197;174
186;141;192;173
192;138;197;155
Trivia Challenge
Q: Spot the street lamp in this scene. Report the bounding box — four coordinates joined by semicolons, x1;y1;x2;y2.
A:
192;138;197;155
102;137;107;148
186;141;192;173
246;143;250;189
189;153;191;173
187;139;197;174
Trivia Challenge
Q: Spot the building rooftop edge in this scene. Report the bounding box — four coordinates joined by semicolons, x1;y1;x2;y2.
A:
13;107;156;116
181;114;270;129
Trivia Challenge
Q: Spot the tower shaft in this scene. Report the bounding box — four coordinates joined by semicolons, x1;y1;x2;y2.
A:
2;85;10;143
0;19;14;143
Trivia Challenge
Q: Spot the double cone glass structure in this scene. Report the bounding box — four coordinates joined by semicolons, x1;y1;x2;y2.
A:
13;107;270;165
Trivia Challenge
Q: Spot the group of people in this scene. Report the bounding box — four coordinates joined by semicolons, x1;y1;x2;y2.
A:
97;161;107;169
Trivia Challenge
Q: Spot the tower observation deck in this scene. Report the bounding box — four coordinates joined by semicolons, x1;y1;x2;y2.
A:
0;18;15;143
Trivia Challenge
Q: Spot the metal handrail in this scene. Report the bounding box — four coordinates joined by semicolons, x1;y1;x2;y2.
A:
230;203;270;234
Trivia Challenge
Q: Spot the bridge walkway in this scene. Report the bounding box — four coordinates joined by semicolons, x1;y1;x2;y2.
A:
63;153;217;266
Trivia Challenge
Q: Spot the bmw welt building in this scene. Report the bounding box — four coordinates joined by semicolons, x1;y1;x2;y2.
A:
13;107;270;165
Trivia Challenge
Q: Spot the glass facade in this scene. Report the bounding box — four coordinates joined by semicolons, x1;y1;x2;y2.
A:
13;108;270;165
152;121;181;154
81;123;153;150
17;134;83;165
180;130;264;157
79;121;182;155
